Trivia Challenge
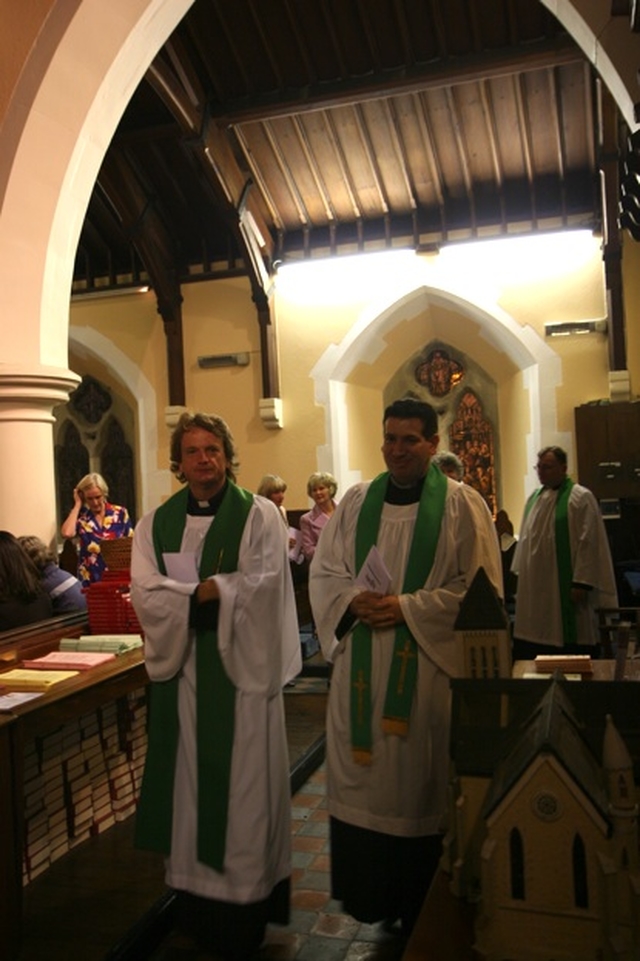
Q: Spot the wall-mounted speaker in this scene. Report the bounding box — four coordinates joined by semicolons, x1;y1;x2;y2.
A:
197;353;250;368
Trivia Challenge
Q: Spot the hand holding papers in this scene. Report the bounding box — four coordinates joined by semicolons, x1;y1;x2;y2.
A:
344;547;398;633
288;527;304;564
355;546;392;594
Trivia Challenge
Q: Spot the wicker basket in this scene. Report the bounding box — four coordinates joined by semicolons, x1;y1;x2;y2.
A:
99;537;133;571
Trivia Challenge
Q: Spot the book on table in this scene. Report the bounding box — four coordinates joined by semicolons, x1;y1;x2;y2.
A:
22;651;116;671
0;668;79;691
533;654;593;674
59;635;143;654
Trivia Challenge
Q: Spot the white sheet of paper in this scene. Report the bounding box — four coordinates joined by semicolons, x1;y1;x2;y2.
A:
288;527;304;563
163;551;198;583
0;691;42;711
355;545;392;594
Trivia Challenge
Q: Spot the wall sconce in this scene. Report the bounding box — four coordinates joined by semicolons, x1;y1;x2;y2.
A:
544;320;607;337
197;353;250;368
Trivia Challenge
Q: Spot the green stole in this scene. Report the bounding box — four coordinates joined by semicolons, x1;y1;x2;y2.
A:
524;476;576;644
134;482;253;870
350;465;447;765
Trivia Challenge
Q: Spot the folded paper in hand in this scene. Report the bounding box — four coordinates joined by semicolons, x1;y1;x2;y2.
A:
163;551;198;582
288;527;304;564
355;545;392;594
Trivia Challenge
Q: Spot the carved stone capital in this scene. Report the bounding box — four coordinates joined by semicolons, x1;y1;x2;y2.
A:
0;366;81;423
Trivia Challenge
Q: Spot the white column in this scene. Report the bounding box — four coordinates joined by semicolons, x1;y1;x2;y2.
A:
0;367;80;542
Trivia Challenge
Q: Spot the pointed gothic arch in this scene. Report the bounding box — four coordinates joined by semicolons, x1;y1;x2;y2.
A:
311;284;565;503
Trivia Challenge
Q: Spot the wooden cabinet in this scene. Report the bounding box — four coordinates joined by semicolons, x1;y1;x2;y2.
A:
574;402;640;500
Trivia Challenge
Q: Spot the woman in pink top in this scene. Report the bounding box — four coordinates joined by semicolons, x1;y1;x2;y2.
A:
300;472;338;562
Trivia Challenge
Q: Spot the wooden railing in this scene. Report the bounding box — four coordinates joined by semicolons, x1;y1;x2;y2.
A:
0;610;89;669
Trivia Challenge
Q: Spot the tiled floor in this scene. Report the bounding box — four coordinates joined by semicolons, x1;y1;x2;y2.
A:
154;765;407;961
16;666;407;961
260;765;406;961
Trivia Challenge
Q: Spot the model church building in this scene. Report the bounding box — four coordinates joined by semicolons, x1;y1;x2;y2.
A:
453;565;512;679
443;568;640;961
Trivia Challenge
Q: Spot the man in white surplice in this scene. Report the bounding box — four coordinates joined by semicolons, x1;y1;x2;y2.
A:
131;412;301;961
309;398;502;936
511;445;618;660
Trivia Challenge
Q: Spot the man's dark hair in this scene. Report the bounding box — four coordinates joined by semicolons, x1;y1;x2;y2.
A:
383;398;438;439
537;445;567;466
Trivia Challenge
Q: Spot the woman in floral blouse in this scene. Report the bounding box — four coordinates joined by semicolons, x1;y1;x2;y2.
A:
60;472;133;586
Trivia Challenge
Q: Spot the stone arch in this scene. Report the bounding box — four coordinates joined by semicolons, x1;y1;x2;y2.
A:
66;327;172;515
540;0;640;130
0;0;192;372
0;0;190;534
311;285;567;507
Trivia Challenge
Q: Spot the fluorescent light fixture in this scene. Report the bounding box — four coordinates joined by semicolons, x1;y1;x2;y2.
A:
544;320;607;337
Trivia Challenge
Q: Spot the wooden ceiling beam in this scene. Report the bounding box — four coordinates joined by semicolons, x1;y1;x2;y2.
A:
215;37;583;124
323;111;363;222
282;0;318;82
445;86;477;233
229;125;284;232
247;0;285;88
147;56;275;262
383;99;417;213
164;36;206;111
353;103;390;215
513;73;537;227
355;0;382;72
260;120;311;228
146;58;200;134
292;116;337;225
105;49;283;400
478;79;506;228
98;151;186;407
412;91;447;238
547;66;568;222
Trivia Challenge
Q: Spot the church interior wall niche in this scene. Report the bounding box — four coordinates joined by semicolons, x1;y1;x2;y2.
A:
384;342;500;517
54;374;137;531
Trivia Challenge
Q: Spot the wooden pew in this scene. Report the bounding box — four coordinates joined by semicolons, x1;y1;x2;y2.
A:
0;610;88;669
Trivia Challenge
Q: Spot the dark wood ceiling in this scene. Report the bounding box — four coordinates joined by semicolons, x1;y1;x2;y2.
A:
74;0;605;299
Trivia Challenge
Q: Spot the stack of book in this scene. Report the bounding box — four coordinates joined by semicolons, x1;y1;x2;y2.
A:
22;650;116;671
533;654;593;674
125;687;148;799
0;668;78;692
22;739;51;883
20;689;149;885
59;634;143;654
